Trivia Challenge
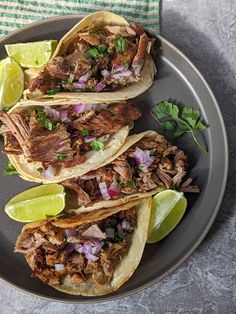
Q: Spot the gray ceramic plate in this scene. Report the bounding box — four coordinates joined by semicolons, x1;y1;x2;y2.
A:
0;15;228;303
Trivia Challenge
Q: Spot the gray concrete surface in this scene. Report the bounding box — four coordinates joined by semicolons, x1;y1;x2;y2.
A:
0;0;235;313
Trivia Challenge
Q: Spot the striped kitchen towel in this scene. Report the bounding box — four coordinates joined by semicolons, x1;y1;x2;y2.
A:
0;0;160;38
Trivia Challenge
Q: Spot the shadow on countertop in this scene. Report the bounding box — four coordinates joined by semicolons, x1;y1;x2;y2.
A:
162;10;236;244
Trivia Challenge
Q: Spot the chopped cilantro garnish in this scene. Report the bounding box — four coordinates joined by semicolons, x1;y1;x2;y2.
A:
86;47;102;59
125;180;136;188
4;162;18;175
81;129;89;136
47;86;60;95
36;107;46;119
56;152;69;160
42;119;59;131
115;37;127;53
149;148;156;156
37;167;43;173
97;44;107;53
90;140;104;151
61;77;74;84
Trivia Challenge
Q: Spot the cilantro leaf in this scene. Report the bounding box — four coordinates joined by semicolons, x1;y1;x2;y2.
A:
81;129;89;136
42;119;59;131
37;167;43;173
181;107;200;128
61;77;74;85
4;162;18;175
90;140;104;151
153;100;208;153
56;152;69;160
86;47;103;59
97;44;107;53
155;101;179;119
115;37;127;53
47;86;60;95
125;180;136;188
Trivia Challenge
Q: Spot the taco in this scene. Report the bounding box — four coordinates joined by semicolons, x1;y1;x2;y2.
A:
0;101;141;183
62;130;199;214
26;11;157;101
14;198;151;296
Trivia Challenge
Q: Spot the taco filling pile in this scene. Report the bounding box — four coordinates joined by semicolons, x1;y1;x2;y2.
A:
0;102;140;176
29;23;154;95
13;197;152;297
63;133;199;210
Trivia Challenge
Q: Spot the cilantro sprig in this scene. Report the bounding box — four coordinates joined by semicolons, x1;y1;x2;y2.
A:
90;140;104;151
153;101;208;153
4;162;18;175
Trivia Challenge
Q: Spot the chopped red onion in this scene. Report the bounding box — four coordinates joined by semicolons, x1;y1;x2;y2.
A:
84;253;99;262
95;80;106;92
73;82;86;89
79;72;90;83
112;64;126;72
82;241;92;254
98;134;110;142
105;228;115;239
74;243;83;253
99;182;111;200
131;60;144;76
108;181;120;197
42;165;55;178
54;264;65;271
121;219;131;230
65;243;76;253
134;147;155;172
90;239;101;255
60;110;71;123
84;135;96;143
101;69;110;77
65;228;77;237
73;103;87;113
112;69;132;80
45;107;60;121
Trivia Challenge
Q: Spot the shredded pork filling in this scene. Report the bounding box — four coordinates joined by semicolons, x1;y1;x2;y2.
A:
0;103;141;172
14;208;137;286
28;23;154;95
62;134;199;206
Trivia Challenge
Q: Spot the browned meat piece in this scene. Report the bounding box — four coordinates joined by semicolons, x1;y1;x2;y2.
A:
41;242;58;254
100;241;129;277
104;25;136;37
112;155;133;181
92;272;110;286
28;69;58;94
68;273;84;284
172;159;186;188
62;179;91;205
14;231;45;254
78;31;102;46
67;39;88;54
133;33;149;63
130;23;145;35
112;42;137;67
27;117;73;163
155;168;173;188
3;133;22;155
45;252;60;266
45;57;69;80
138;171;157;191
66;253;85;273
117;207;137;226
81;224;106;240
63;153;86;168
64;50;91;79
179;178;200;193
84;261;101;274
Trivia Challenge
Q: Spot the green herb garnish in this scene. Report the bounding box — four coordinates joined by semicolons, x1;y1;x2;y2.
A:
97;44;107;53
36;107;59;131
37;167;43;173
46;86;60;95
125;180;136;188
85;47;101;59
81;129;89;136
90;140;104;151
149;148;156;155
153;101;208;153
4;162;18;175
56;152;69;160
61;77;74;84
115;37;127;53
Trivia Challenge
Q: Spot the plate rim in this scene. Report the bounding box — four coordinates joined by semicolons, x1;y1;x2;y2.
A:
0;15;229;303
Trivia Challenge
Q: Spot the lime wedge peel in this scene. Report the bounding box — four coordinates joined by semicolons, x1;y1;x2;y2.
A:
0;57;24;110
4;184;65;223
147;190;187;243
5;40;58;68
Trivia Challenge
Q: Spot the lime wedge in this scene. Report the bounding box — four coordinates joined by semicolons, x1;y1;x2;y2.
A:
5;184;65;222
147;190;187;243
0;57;24;109
5;40;58;68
